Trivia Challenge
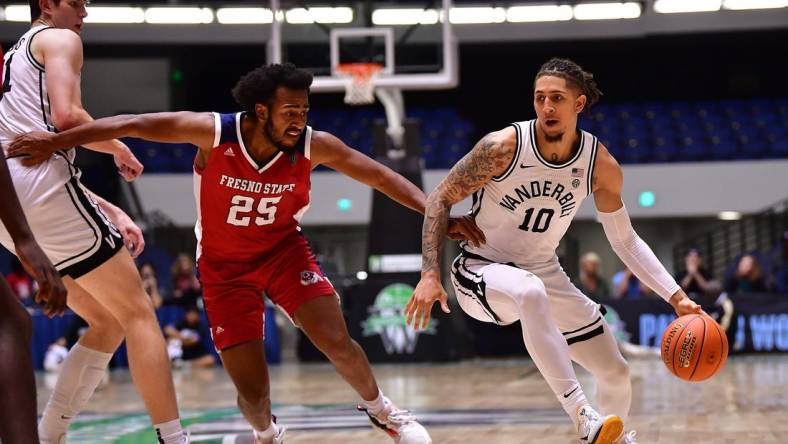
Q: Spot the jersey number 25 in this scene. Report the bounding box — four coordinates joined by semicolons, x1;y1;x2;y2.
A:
226;195;281;226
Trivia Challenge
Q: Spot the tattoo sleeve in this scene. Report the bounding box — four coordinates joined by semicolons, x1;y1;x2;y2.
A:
421;133;513;274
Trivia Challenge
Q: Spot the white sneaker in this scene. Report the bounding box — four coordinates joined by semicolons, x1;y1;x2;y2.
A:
576;405;624;444
614;431;638;444
358;400;432;444
253;416;287;444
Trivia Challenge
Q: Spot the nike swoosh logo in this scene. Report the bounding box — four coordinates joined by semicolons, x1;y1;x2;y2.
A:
520;163;535;168
563;386;579;398
61;415;73;420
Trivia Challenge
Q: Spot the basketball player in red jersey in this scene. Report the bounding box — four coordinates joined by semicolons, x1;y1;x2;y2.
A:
10;63;483;444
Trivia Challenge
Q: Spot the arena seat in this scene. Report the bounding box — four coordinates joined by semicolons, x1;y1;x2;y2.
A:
124;98;787;170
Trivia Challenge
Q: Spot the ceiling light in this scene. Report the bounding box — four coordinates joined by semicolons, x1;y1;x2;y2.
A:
654;0;722;13
372;8;439;25
507;5;573;22
216;8;273;24
4;5;31;22
85;7;145;24
718;211;742;221
285;7;353;24
573;2;642;20
722;0;787;10
449;7;507;24
144;7;214;24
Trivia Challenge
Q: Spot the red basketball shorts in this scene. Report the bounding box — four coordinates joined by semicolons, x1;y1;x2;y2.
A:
198;233;335;351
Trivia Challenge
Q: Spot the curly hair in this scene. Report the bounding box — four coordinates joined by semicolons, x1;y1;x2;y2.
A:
535;58;603;113
231;63;313;113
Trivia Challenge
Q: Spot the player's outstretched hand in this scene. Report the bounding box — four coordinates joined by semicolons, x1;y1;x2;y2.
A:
114;211;146;258
447;215;486;247
669;289;706;317
114;145;144;181
16;238;67;317
8;131;58;166
405;271;450;331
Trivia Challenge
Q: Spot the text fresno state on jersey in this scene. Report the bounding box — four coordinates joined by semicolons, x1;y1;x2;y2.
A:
196;112;313;262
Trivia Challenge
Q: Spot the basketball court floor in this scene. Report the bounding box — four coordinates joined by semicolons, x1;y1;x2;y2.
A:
37;354;788;443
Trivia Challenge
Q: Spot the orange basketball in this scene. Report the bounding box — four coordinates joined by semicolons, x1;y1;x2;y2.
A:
660;314;728;381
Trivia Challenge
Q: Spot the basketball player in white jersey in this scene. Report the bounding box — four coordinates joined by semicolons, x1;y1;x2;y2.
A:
406;58;702;444
0;1;188;442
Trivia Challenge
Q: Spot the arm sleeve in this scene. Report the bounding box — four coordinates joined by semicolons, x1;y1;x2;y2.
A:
598;205;680;302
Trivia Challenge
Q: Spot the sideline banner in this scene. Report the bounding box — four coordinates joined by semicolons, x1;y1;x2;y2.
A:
605;293;788;354
344;274;460;362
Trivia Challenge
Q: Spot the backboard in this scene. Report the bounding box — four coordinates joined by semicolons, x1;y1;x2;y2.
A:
267;0;458;94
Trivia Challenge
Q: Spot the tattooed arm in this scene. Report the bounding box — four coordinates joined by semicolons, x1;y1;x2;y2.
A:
405;127;517;330
421;128;516;274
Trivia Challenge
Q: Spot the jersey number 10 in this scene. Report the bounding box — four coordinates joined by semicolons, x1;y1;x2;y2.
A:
517;208;554;233
226;195;281;227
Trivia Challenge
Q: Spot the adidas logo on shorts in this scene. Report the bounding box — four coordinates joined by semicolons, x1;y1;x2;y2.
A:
224;147;235;157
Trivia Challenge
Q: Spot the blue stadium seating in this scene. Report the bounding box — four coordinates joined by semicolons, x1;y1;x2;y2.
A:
30;305;282;369
124;98;788;171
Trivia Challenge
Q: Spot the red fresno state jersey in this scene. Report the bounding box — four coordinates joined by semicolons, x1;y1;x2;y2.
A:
195;112;312;262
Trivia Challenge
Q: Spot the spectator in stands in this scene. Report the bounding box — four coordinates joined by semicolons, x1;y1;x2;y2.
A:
139;262;163;309
676;248;713;296
726;254;768;294
612;265;653;299
5;258;34;305
772;231;788;294
694;280;734;333
43;315;109;387
576;252;611;303
44;316;89;372
166;254;201;307
164;306;215;369
43;338;69;373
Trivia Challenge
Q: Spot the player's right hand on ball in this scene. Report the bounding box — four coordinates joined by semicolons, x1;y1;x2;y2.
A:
669;289;706;317
406;271;450;331
16;239;68;317
8;131;58;166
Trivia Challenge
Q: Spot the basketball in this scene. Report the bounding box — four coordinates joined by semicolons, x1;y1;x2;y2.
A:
661;314;729;382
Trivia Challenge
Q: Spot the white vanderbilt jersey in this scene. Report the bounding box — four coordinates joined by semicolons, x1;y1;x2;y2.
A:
464;119;598;266
1;24;77;206
0;26;123;278
1;26;56;148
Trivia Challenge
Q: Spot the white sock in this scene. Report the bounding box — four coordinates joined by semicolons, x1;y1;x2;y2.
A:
561;388;590;430
360;389;386;415
481;265;589;424
253;420;279;442
568;324;632;423
154;418;186;444
38;343;113;443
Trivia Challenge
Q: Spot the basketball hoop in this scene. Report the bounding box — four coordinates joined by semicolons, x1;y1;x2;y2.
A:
336;63;384;105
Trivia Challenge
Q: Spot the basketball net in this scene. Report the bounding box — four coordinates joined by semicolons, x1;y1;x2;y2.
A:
336;63;384;106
